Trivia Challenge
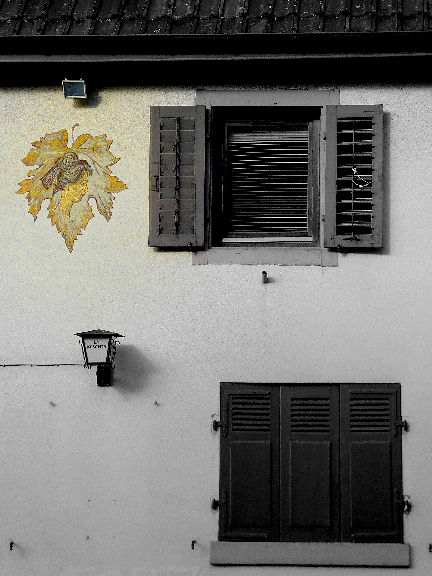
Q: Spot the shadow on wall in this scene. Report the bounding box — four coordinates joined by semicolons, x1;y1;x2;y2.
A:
111;344;156;395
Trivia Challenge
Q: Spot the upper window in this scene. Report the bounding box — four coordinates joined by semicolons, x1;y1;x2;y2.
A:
148;104;383;252
215;382;404;544
210;107;320;247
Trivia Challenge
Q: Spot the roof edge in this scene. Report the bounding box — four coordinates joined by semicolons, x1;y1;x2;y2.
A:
1;31;432;62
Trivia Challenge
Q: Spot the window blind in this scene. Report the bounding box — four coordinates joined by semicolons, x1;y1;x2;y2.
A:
225;128;310;238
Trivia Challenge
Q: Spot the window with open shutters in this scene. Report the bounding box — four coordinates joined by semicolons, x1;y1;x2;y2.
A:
148;104;383;253
216;383;404;544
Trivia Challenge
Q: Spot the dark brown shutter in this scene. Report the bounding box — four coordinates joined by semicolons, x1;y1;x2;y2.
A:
325;105;383;249
148;106;205;247
218;383;280;541
280;385;340;542
340;384;403;543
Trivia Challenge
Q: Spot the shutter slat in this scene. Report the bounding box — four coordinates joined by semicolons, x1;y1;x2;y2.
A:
324;105;383;248
148;105;205;247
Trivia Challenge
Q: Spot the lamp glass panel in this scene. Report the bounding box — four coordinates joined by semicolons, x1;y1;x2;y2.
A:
83;336;111;364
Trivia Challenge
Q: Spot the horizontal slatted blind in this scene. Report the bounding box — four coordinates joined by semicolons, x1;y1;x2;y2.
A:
325;105;383;249
349;392;391;433
290;397;331;433
230;393;272;432
225;128;310;238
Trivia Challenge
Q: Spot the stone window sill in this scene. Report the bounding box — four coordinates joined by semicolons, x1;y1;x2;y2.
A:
192;247;338;266
210;542;410;567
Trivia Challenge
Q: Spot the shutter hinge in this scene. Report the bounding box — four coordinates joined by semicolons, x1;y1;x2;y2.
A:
211;491;227;511
395;419;409;434
398;494;412;515
403;495;412;515
212;419;222;432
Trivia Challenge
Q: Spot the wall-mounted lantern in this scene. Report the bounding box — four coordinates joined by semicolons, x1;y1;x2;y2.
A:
62;79;87;99
75;329;124;387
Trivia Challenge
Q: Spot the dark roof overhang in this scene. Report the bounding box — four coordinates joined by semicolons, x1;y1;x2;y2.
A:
1;31;431;85
2;31;432;62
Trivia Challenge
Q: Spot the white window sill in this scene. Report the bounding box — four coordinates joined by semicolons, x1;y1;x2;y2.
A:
210;542;410;567
192;247;338;266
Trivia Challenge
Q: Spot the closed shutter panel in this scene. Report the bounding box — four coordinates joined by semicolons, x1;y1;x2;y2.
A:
218;383;280;541
340;384;403;543
280;385;340;542
324;105;383;249
148;106;205;247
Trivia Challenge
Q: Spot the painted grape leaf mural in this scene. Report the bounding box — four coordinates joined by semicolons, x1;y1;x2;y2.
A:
17;125;127;252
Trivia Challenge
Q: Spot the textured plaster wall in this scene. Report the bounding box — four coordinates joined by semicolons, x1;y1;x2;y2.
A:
0;84;432;576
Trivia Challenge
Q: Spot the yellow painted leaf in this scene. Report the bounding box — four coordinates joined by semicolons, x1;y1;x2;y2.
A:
17;127;127;251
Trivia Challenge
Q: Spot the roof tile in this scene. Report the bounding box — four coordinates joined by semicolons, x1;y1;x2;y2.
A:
194;16;219;31
197;0;221;17
48;0;75;19
97;0;125;18
44;19;70;33
72;0;100;19
272;16;297;31
147;0;170;19
123;0;149;18
22;0;50;18
93;17;120;34
0;0;25;19
118;17;144;32
68;18;94;34
273;0;297;18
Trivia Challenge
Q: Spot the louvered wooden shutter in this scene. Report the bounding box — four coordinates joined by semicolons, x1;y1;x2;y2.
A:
218;383;280;541
325;105;383;249
340;384;403;543
148;106;205;247
280;385;340;542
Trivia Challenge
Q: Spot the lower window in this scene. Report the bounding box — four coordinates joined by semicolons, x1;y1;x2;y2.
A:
216;382;404;544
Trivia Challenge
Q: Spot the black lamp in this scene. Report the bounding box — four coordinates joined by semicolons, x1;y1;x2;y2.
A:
75;329;124;386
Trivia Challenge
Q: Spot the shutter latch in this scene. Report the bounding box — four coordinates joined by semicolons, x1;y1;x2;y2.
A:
212;419;222;432
211;492;227;511
395;419;409;435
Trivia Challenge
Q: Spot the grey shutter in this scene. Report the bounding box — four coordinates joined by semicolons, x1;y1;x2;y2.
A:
218;383;280;541
149;106;205;247
280;385;340;542
325;105;383;249
340;384;403;543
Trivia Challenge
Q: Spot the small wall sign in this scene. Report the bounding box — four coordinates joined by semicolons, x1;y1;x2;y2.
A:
17;125;127;252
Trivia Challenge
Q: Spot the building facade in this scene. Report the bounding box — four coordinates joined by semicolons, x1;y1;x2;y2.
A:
1;1;432;575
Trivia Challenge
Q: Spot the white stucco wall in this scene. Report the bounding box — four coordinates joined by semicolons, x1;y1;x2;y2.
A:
1;83;432;576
